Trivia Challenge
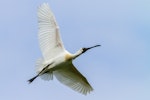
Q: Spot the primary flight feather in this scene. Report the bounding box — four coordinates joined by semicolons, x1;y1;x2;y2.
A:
28;3;100;95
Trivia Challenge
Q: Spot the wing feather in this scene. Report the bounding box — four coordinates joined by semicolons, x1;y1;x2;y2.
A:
54;62;93;95
38;3;65;60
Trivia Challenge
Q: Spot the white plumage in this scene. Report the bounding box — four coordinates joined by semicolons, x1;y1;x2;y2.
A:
28;3;100;95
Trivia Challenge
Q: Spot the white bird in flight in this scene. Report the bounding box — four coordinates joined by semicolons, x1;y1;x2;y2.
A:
28;3;100;95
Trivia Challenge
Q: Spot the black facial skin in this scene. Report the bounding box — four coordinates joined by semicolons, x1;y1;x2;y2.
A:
82;45;101;53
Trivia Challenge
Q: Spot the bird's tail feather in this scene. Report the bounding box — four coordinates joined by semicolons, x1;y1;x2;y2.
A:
28;58;54;83
28;58;44;83
40;71;53;81
35;58;45;73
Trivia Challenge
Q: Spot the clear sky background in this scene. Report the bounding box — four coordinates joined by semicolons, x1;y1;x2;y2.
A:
0;0;150;100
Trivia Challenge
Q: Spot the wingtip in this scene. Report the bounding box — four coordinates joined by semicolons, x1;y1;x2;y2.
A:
41;2;49;7
38;2;49;10
41;2;49;6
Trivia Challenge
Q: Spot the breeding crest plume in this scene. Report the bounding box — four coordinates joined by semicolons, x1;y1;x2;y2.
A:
28;3;100;95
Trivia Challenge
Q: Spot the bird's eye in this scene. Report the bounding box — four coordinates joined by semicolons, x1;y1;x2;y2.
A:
82;48;86;51
82;48;87;53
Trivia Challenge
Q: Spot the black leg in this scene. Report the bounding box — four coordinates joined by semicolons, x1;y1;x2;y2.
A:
28;62;54;83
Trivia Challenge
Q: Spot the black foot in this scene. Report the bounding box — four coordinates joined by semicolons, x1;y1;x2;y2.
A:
28;75;38;83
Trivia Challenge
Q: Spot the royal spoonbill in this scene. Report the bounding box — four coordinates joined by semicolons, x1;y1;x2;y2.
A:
28;3;100;95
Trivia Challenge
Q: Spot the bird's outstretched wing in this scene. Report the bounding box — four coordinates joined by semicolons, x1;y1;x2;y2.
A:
38;3;65;60
54;62;93;95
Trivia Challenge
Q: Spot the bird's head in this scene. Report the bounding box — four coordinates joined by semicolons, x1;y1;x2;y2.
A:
73;45;101;59
81;45;101;53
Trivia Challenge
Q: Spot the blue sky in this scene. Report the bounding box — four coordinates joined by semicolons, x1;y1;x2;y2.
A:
0;0;150;100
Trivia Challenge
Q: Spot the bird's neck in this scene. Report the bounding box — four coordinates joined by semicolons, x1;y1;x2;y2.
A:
72;49;83;59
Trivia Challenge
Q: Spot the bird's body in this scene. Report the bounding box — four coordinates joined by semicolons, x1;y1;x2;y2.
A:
28;3;100;95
